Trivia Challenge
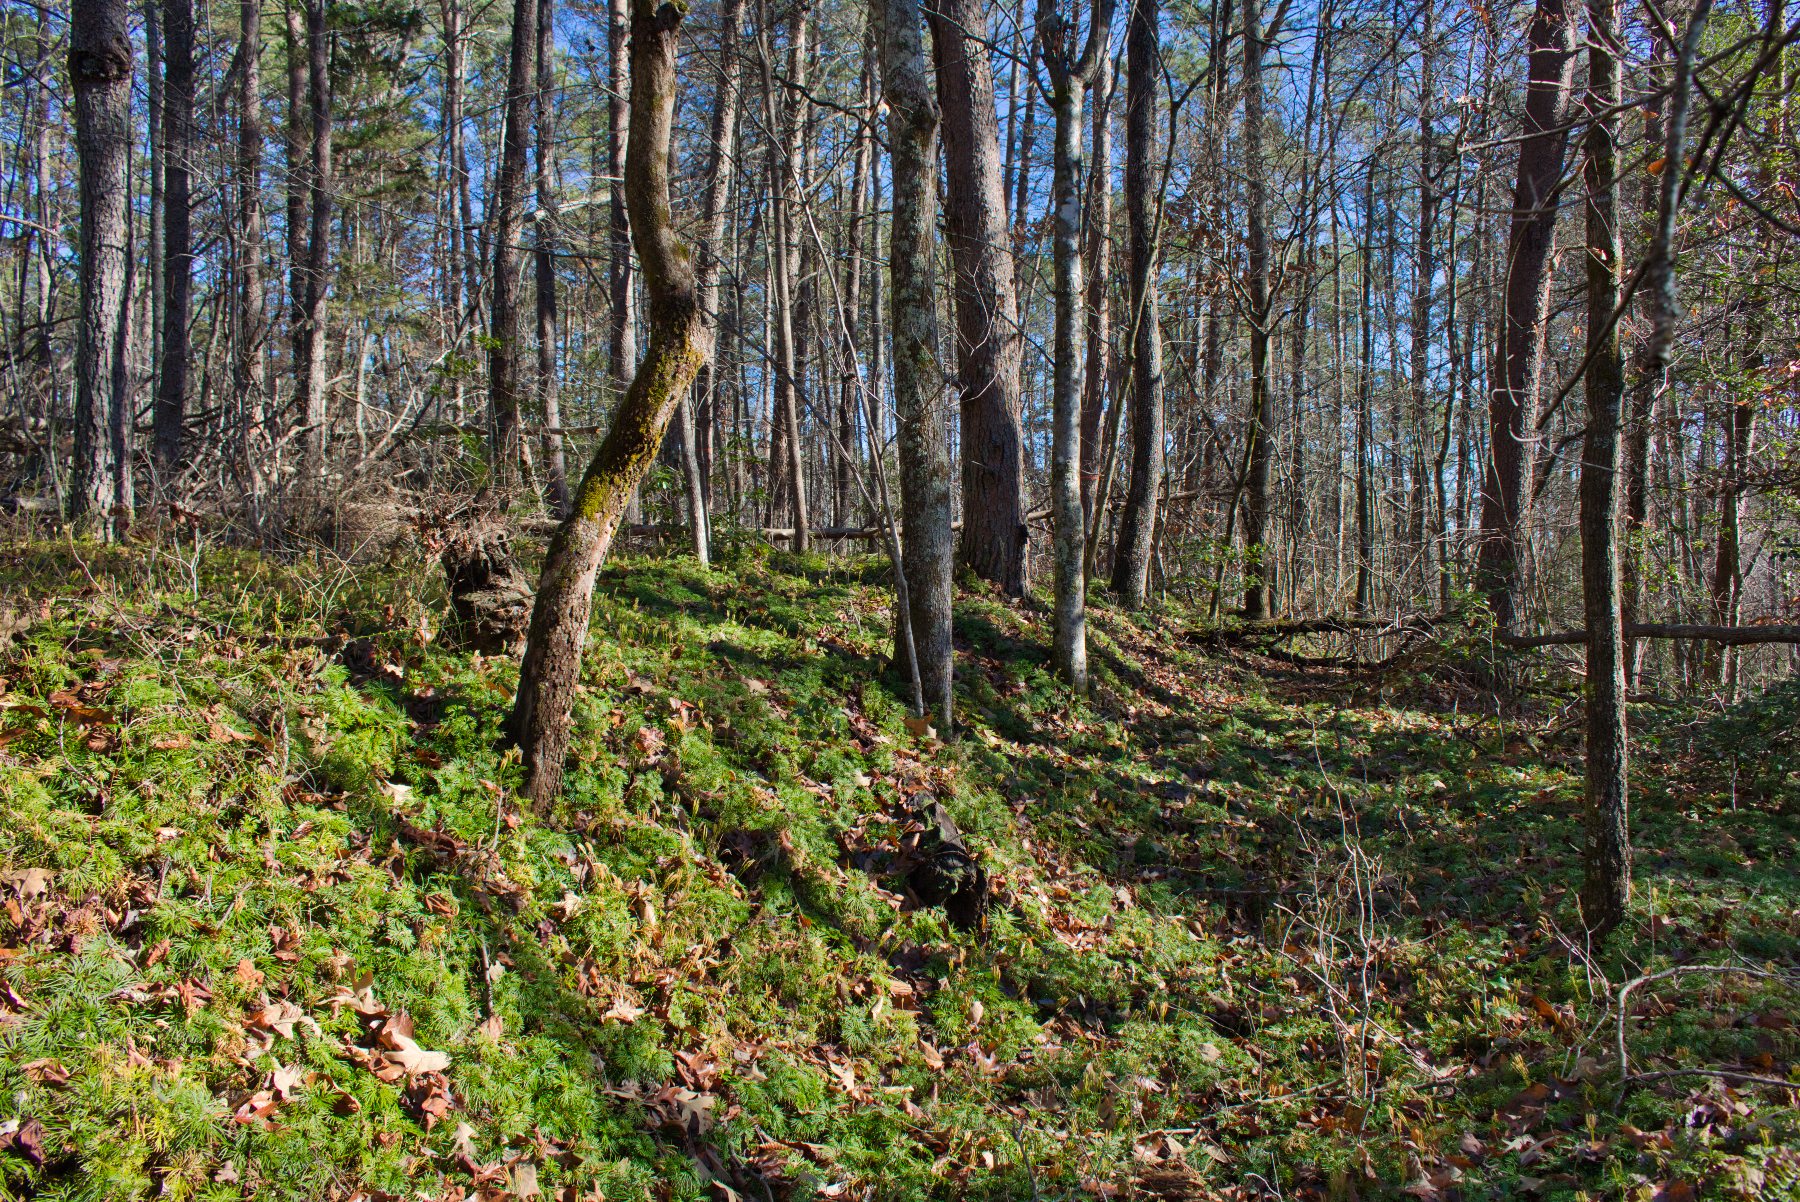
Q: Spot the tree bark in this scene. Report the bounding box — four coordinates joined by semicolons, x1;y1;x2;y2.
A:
153;0;194;484
1039;0;1113;692
1110;0;1163;609
930;0;1028;596
70;0;134;530
691;0;746;526
1577;0;1628;938
608;0;636;399
1476;0;1576;631
298;0;333;479
535;0;569;515
1079;50;1113;526
1239;0;1277;620
236;0;269;498
488;0;538;490
509;0;712;805
1630;2;1709;680
757;2;811;550
876;0;956;728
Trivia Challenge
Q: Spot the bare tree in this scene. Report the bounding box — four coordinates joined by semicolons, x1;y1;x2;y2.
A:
1038;0;1113;690
1110;0;1163;609
70;0;134;530
153;0;195;484
876;0;955;728
930;0;1028;596
297;0;334;479
1477;0;1577;631
1577;0;1627;936
235;0;269;498
535;0;569;514
488;0;539;489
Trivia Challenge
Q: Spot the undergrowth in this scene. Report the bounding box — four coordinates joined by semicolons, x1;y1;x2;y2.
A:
0;536;1794;1201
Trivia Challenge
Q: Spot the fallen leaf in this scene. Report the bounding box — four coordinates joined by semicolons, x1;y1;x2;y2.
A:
2;868;51;900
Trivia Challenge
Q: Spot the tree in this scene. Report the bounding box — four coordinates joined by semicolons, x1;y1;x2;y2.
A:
70;0;134;530
235;0;269;495
297;0;334;479
1577;0;1627;937
1477;0;1577;631
929;0;1028;596
1238;0;1281;620
488;0;538;489
154;0;195;484
688;0;747;536
1038;0;1113;690
535;0;569;514
876;0;956;729
1110;0;1164;609
508;0;712;805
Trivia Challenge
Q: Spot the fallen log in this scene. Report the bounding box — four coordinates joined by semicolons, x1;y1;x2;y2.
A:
1191;614;1444;645
1499;623;1800;649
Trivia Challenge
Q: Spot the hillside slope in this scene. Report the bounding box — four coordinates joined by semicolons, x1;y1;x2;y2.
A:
0;540;1794;1200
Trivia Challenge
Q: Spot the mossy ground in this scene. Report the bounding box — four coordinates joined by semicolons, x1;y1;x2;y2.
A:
0;535;1794;1201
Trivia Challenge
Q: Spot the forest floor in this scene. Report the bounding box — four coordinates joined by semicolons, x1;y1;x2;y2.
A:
0;535;1796;1202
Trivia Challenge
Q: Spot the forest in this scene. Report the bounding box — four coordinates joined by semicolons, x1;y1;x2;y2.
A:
0;0;1798;1192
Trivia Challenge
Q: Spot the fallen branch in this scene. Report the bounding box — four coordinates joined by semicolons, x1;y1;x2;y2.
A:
1191;614;1445;646
1501;622;1800;649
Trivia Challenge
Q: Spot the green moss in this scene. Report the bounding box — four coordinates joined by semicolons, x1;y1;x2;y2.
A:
0;540;1793;1199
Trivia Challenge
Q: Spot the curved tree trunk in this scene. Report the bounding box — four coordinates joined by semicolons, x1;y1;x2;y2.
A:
509;0;712;806
1110;0;1163;609
929;0;1027;596
876;0;955;728
71;0;134;531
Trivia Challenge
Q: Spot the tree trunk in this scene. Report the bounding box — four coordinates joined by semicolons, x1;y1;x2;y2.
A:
691;0;745;524
1578;0;1628;938
1079;50;1113;526
1356;154;1375;616
535;0;569;515
1409;0;1437;605
1110;0;1163;609
489;0;537;490
1240;0;1277;620
608;0;636;398
285;1;308;373
930;0;1027;596
1039;0;1113;692
70;0;134;530
154;0;194;484
509;0;712;805
876;0;955;728
236;0;269;498
298;0;333;479
758;2;811;551
836;54;875;529
1630;2;1709;680
1476;0;1576;631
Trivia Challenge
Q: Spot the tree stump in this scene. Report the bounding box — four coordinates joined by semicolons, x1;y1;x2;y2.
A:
440;522;533;655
